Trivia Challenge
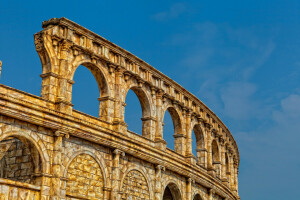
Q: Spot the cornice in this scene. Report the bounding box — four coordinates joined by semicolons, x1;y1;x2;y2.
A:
0;86;238;200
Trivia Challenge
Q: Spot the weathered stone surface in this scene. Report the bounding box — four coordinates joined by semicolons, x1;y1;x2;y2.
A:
0;18;240;200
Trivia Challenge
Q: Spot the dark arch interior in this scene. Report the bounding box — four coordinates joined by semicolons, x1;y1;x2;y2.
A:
72;65;100;117
163;183;181;200
0;137;42;185
193;194;202;200
212;140;220;162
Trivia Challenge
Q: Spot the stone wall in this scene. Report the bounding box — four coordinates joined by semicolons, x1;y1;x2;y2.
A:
0;17;240;200
66;154;104;199
0;138;36;183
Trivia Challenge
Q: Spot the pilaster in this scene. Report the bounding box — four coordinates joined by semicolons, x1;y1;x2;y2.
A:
111;149;125;200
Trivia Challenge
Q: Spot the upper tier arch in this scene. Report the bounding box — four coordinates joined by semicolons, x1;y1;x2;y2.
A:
34;17;239;167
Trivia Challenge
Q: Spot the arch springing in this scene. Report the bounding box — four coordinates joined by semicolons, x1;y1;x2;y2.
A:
0;136;42;185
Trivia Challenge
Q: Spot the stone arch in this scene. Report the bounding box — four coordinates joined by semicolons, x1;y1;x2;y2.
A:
0;130;50;185
69;56;113;121
70;57;111;97
192;124;206;167
212;139;221;177
162;106;183;136
64;152;106;199
63;150;109;186
120;168;152;200
193;193;203;200
162;181;182;200
123;84;154;138
162;105;184;152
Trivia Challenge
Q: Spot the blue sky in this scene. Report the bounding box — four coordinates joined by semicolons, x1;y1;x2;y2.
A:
1;1;300;199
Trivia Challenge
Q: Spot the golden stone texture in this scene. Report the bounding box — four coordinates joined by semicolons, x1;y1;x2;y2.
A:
0;18;240;200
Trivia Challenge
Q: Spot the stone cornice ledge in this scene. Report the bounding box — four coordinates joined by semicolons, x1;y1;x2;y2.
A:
0;89;238;199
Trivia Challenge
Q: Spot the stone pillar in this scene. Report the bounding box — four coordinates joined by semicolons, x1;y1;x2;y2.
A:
55;40;74;114
98;96;115;123
196;148;207;169
155;90;166;149
141;116;156;140
40;72;60;103
229;154;235;190
113;67;127;133
205;123;215;175
234;161;239;194
154;165;165;200
220;141;228;184
185;109;195;163
186;178;194;200
174;133;186;155
51;130;69;200
111;149;125;200
208;189;215;200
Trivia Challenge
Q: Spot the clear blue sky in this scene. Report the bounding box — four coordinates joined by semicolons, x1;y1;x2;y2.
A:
1;1;300;199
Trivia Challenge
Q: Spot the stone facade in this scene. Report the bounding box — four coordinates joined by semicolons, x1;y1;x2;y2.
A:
0;18;240;200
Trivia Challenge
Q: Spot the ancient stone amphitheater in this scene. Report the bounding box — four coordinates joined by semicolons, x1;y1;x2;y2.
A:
0;18;240;200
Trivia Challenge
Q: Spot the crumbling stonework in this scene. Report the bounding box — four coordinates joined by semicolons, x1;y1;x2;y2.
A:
0;18;240;200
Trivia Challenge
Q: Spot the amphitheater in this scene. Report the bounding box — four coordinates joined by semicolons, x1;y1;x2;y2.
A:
0;18;240;200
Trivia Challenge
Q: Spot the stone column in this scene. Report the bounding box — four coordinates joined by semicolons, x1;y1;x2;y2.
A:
40;72;59;103
220;140;228;184
55;40;74;114
51;130;69;200
185;109;195;163
174;133;186;155
154;165;165;200
229;154;235;190
186;178;194;200
196;148;207;169
98;96;115;123
208;189;215;200
112;67;127;133
205;123;214;175
234;161;239;194
141;116;156;140
111;149;125;200
155;90;166;149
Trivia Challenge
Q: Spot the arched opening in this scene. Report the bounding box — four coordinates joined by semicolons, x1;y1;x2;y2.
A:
0;136;42;185
121;169;150;199
192;124;206;167
212;140;221;177
163;107;182;151
72;65;101;117
193;194;202;200
71;62;110;121
124;87;152;138
66;153;104;200
162;183;182;200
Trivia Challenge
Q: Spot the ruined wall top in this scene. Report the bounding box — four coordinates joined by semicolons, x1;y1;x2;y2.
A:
35;17;239;165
